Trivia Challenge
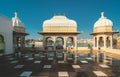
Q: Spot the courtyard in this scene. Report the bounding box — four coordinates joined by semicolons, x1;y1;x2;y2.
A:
0;51;120;77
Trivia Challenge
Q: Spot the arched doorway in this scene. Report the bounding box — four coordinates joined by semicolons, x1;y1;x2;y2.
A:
67;37;74;46
56;37;64;50
0;35;5;53
45;37;54;51
16;37;21;48
66;37;74;52
99;37;104;47
106;37;110;47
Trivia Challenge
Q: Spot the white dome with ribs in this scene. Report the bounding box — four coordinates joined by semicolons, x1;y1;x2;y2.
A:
94;12;113;28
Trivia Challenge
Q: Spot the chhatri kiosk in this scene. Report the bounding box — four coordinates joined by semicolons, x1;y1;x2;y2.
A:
91;12;118;49
39;14;80;51
0;12;28;55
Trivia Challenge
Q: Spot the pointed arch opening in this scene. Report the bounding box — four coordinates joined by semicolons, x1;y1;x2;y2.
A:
56;37;64;50
99;37;104;47
45;37;54;51
106;37;110;47
66;37;74;46
0;35;5;53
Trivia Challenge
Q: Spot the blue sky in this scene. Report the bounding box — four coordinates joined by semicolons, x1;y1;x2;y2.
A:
0;0;120;39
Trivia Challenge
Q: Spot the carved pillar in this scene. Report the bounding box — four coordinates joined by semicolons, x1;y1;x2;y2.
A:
97;36;99;48
110;36;113;48
23;36;25;48
93;37;95;47
53;36;56;51
74;36;77;57
104;35;106;48
21;36;25;48
74;36;77;51
43;36;46;50
63;36;66;51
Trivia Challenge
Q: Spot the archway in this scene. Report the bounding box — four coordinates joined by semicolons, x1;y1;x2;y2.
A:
45;37;54;51
66;37;74;52
46;37;54;46
99;37;104;47
56;37;64;50
16;37;21;48
95;37;97;47
66;37;74;46
106;37;110;47
0;35;5;53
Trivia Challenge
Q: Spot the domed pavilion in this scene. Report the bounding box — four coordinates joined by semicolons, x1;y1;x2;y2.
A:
12;12;28;50
91;12;118;48
39;14;80;51
0;12;28;55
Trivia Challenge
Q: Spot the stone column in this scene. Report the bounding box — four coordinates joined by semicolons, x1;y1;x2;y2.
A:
20;36;24;48
74;36;77;57
43;36;46;50
16;37;19;48
23;36;25;48
53;36;56;51
13;37;16;48
97;36;99;48
74;36;77;51
21;36;25;48
110;36;113;48
104;35;106;48
93;37;95;47
13;37;16;52
63;36;66;51
64;52;66;62
21;37;23;48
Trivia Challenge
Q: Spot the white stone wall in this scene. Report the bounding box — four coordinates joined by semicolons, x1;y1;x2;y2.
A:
0;15;13;54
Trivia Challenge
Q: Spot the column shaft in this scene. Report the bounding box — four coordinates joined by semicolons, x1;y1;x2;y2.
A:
43;36;46;50
63;36;66;51
110;36;113;48
53;36;56;51
97;36;99;48
74;36;77;51
104;36;106;48
93;37;95;47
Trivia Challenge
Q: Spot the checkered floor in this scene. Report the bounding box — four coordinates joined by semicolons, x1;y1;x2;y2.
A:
0;52;119;77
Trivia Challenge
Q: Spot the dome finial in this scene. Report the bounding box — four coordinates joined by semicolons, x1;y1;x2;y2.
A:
15;11;18;18
101;12;104;18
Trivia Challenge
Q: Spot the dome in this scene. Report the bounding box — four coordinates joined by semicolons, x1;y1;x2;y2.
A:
42;15;77;32
43;15;77;26
94;12;113;28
